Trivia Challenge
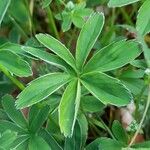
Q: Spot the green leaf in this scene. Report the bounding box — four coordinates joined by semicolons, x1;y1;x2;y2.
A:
81;72;132;106
86;138;101;150
112;120;128;144
81;96;105;113
0;50;32;77
0;120;26;134
132;141;150;149
29;135;51;150
72;15;84;28
38;129;63;150
136;0;150;36
2;95;28;129
42;0;52;9
16;73;71;109
99;138;124;150
59;79;81;137
29;105;50;133
22;46;71;72
0;42;33;58
76;13;104;70
62;14;72;32
64;120;82;150
0;130;17;149
84;40;141;73
77;113;88;148
108;0;139;7
10;135;29;150
86;137;124;150
0;0;11;25
36;33;76;71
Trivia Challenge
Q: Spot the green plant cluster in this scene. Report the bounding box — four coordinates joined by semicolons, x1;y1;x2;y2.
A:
0;0;150;149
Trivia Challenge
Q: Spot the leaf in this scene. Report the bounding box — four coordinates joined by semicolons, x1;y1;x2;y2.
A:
9;135;29;150
0;50;32;77
84;40;141;73
0;42;33;58
81;96;105;113
136;0;150;36
38;129;63;150
22;46;72;72
72;15;84;28
64;120;82;150
16;73;71;109
10;135;29;150
62;14;72;32
0;0;11;25
108;0;140;7
99;138;124;150
29;135;51;150
42;0;52;9
132;141;150;149
0;130;17;149
36;33;76;71
112;120;128;144
86;138;101;150
131;59;146;69
29;105;50;133
77;113;88;148
59;79;81;137
2;95;28;129
86;137;124;150
75;13;104;70
0;120;26;134
81;72;132;106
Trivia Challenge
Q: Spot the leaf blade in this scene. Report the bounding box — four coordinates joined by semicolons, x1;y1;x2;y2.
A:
16;73;71;109
84;40;141;73
59;79;81;137
108;0;139;7
75;13;104;70
36;33;76;71
2;95;28;129
0;50;32;77
0;0;11;25
81;72;132;106
136;0;150;36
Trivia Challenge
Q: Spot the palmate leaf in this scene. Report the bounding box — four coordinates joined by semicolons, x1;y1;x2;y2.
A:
0;0;11;25
136;0;150;36
36;34;77;71
16;73;72;109
59;79;81;137
84;40;141;73
75;13;104;70
108;0;140;7
81;72;132;106
0;50;32;77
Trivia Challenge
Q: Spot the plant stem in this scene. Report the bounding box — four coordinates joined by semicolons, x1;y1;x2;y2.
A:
128;85;150;147
46;7;60;40
0;65;25;91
